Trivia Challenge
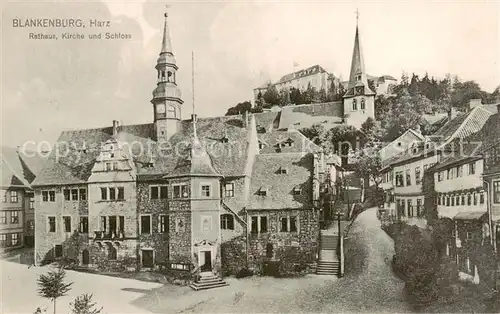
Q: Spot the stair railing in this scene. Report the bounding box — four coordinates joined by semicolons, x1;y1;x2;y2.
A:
339;234;344;277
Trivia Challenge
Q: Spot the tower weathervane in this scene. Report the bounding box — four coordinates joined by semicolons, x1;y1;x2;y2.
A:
165;4;170;17
355;8;360;25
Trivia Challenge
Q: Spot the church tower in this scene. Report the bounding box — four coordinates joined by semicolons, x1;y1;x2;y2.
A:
343;13;375;128
151;12;184;143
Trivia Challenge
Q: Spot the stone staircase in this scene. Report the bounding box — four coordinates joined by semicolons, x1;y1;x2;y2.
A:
189;274;229;291
317;232;340;276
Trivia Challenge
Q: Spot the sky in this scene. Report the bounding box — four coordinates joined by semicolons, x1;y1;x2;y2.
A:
1;0;499;147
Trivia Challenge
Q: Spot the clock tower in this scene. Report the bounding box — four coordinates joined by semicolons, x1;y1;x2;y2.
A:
151;12;183;143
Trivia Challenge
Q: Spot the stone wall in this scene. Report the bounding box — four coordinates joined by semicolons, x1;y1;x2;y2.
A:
247;209;319;271
137;182;169;266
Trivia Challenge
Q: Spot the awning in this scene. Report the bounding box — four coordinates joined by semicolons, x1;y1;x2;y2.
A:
453;211;487;220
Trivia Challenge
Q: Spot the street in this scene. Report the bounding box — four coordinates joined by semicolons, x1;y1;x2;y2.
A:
1;207;412;313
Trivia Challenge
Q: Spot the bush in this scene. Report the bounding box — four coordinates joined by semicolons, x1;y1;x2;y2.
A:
54;257;79;270
235;268;253;279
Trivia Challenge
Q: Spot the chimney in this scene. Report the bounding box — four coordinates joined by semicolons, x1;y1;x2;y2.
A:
469;98;482;109
112;120;119;136
242;110;249;129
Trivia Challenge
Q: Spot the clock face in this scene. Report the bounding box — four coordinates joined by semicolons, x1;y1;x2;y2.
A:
156;104;166;114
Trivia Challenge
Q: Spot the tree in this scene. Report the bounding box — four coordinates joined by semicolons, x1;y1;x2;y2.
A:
225;101;252;116
360;117;385;143
351;145;383;203
279;88;291;106
262;84;280;107
70;294;103;314
37;268;73;314
299;124;328;147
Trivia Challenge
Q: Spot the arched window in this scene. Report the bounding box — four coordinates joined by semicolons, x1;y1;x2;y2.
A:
352;99;357;110
221;214;234;230
167;71;173;82
161;70;166;81
361;98;366;110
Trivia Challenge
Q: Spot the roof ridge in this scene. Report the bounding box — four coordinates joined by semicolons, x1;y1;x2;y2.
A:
2;156;31;188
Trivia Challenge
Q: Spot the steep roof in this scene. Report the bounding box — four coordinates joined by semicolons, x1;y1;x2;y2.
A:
32;116;251;186
434;106;495;146
247;153;313;210
278;102;343;130
257;130;322;155
253;111;280;132
1;146;47;188
344;26;376;97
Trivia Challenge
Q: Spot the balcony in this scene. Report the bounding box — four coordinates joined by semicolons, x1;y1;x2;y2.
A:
93;230;124;240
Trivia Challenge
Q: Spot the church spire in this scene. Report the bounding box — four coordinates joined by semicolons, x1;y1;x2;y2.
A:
344;10;375;97
161;12;173;55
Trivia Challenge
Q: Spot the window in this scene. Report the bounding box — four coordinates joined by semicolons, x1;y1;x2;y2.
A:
64;189;70;201
360;98;366;110
151;186;159;199
352;99;357;110
101;188;107;200
160;186;167;199
109;188;116;200
250;216;267;234
278;167;288;174
460;195;465;205
28;220;34;230
30;197;34;209
480;193;485;204
437;172;442;182
225;183;234;197
466;231;473;240
221;214;234;230
63;216;71;232
455;195;460;206
0;234;6;247
290;216;297;232
280;217;288;232
467;194;472;206
173;184;188;198
456;165;463;177
447;169;452;180
451;196;455;206
159;215;168;233
438;196;441;205
11;233;19;246
42;191;48;202
201;185;211;197
473;193;478;205
71;189;78;201
0;212;6;224
141;215;151;234
79;189;86;200
2;192;6;203
10;211;19;224
260;216;268;233
10;191;18;203
293;186;301;196
251;216;258;234
415;167;421;185
258;188;268;196
446;196;450;206
469;162;476;175
48;216;56;232
395;172;404;187
406;169;411;186
117;187;124;200
49;191;55;202
79;216;88;233
494;181;500;204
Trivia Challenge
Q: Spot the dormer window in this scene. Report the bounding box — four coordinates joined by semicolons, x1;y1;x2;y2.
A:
258;187;268;196
293;186;301;195
278;167;288;174
221;137;229;143
284;138;294;147
258;142;265;149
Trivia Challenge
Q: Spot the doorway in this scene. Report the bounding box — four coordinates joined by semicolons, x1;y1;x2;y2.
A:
82;249;89;265
200;250;212;272
142;249;154;268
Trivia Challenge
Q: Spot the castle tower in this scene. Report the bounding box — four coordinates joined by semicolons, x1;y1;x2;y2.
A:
151;12;184;143
343;12;375;128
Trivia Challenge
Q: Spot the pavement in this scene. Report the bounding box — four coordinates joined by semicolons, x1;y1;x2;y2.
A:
1;207;413;313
